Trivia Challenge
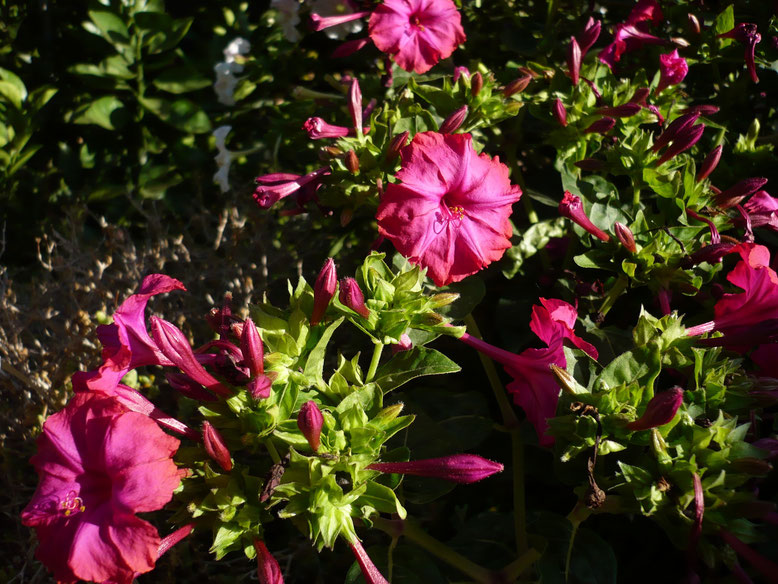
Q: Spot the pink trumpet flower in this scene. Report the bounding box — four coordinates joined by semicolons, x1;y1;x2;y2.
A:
718;23;762;83
599;0;666;69
253;167;330;209
368;454;503;484
656;49;689;95
559;191;610;242
303;117;368;139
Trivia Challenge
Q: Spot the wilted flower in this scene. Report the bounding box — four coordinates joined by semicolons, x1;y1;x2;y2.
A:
376;132;521;286
297;400;324;452
656;49;689;94
718;23;762;83
368;454;503;483
22;392;184;584
253;167;330;209
559;191;610;242
626;387;684;430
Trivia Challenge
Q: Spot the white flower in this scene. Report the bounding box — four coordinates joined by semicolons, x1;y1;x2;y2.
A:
213;62;241;106
271;0;301;42
309;0;363;40
213;125;235;193
224;37;251;64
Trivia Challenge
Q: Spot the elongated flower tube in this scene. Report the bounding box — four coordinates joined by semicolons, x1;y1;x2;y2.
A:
696;145;723;182
253;167;330;209
559;191;610;242
599;0;666;69
165;371;219;402
714;177;768;209
718;23;762;83
626;387;684;431
656;49;689;95
151;317;232;397
719;529;778;583
577;17;601;55
348;78;362;135
503;75;532;97
253;539;285;584
297;400;324;452
203;421;233;472
241;318;264;378
596;103;641;118
655;124;705;166
311;258;337;326
439;104;468;134
368;454;503;484
349;539;389;584
553;98;568;127
584;116;616;134
158;524;195;560
339;277;370;318
651;113;699;153
303;117;367;140
567;36;581;85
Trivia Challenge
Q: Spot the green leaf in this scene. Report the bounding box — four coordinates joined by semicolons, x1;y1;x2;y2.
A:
374;347;460;392
714;5;735;43
138;96;211;133
303;317;344;383
85;10;130;46
71;96;127;130
0;68;26;108
357;481;407;519
152;66;211;94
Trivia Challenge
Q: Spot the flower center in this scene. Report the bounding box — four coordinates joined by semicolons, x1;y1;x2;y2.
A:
410;14;425;31
28;490;86;522
448;205;465;220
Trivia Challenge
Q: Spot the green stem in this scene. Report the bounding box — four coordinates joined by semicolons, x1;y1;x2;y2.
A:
374;518;496;584
564;503;592;582
598;275;628;318
264;439;281;464
632;186;641;207
500;548;542;582
365;341;384;383
522;196;540;225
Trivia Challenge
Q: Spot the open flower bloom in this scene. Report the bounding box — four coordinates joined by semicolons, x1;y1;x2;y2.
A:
599;0;665;69
458;299;598;445
741;190;778;231
376;132;521;286
687;243;778;352
22;392;184;584
718;23;761;83
656;49;688;94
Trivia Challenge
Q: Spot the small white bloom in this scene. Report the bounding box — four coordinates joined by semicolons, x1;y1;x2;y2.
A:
310;0;363;40
271;0;302;42
213;62;241;106
213;125;235;193
224;37;251;64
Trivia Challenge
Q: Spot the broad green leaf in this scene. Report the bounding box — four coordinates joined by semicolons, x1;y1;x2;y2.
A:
71;96;126;130
85;10;130;45
0;67;26;108
374;347;460;392
152;66;211;94
138;96;211;133
303;317;344;383
357;481;407;519
714;5;735;44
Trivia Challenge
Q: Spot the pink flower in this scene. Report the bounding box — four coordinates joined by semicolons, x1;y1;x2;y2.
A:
599;0;666;69
458;299;597;445
376;132;521;286
559;191;610;242
253;168;330;209
311;258;337;326
297;400;324;452
367;454;503;483
253;540;285;584
718;23;761;83
21;392;184;584
742;190;778;231
626;387;684;430
656;49;688;94
687;243;778;351
83;274;186;392
349;539;389;584
369;0;466;74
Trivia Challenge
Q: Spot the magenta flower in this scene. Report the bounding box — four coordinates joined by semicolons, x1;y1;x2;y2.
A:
614;222;637;253
559;191;610;242
577;17;601;55
311;258;338;325
369;0;466;74
742;190;778;231
553;98;568;127
253;168;329;210
368;454;503;484
253;539;285;584
686;243;778;351
714;177;769;209
297;400;324;452
599;0;666;69
339;277;371;318
655;49;688;94
718;23;761;83
303;117;361;139
22;392;184;584
696;145;723;182
458;299;598;445
203;421;233;472
376;132;521;286
567;36;581;85
350;539;389;584
626;387;684;430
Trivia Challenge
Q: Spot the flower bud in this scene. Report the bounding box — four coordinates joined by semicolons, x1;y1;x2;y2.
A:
695;144;722;182
584;116;616;134
391;333;413;354
297;400;324;452
550;364;586;395
578;17;601;54
345;150;360;174
311;258;337;326
629;87;650;105
350;539;389;584
559;191;610;242
688;14;701;35
151;317;232;397
253;540;285;584
683;104;719;116
596;103;642;118
303;117;350;139
655;124;705;166
439;105;468;134
730;457;773;475
203;421;233;472
567;36;581;86
248;375;273;399
614;222;637;253
470;71;483;97
714;177;768;209
241;318;264;377
626;387;684;431
339;277;370;318
373;403;404;423
386;131;409;162
368;454;503;484
165;372;219;402
348;78;362;135
651;113;699;153
553;98;568;127
502;75;531;97
429;292;460;307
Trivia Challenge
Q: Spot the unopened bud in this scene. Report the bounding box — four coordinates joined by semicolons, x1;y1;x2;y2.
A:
651;113;699;153
340;207;353;227
714;177;768;209
386;131;409;162
241;318;265;377
368;454;503;484
373;403;404;423
683;104;719;117
253;540;284;584
297;400;324;452
339;277;370;318
345;150;360;174
696;144;722;182
203;421;233;472
629;87;650;105
578;17;601;54
567;36;581;86
439;105;468;134
391;333;413;354
311;258;337;326
688;14;701;35
471;71;483;97
502;75;531;97
730;457;773;475
614;222;637;253
596;103;642;118
584;116;616;134
322;145;344;157
559;191;610;242
429;292;460;307
655;124;705;166
553;98;568;127
626;387;684;431
421;312;445;325
348;78;362;135
550;364;586;394
671;36;690;48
